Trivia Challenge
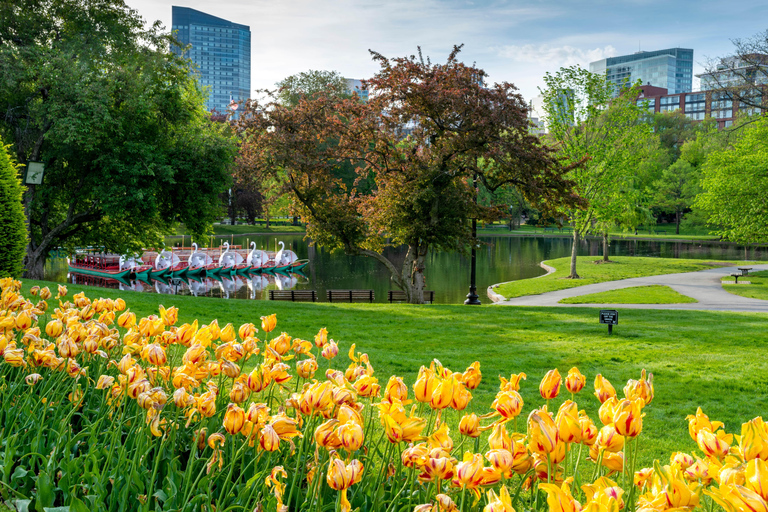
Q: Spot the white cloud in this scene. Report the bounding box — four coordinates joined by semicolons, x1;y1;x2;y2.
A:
494;44;618;67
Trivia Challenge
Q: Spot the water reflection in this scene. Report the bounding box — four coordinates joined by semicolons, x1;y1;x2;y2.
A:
54;234;768;304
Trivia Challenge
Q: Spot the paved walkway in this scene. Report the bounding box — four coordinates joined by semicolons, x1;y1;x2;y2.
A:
495;264;768;312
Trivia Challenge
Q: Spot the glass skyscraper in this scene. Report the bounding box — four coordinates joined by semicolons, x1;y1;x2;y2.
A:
590;48;693;96
171;6;251;114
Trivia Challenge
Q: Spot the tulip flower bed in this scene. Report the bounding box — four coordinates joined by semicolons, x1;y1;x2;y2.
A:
1;278;768;512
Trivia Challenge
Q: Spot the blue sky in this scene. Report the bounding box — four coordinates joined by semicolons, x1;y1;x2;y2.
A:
126;0;768;103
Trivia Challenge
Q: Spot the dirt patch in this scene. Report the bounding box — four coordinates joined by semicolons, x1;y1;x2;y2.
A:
592;260;615;264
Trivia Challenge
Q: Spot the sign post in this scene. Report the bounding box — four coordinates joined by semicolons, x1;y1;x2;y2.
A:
25;161;45;185
599;309;618;335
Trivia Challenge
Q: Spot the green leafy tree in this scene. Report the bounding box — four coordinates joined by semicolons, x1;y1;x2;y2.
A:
0;0;236;278
695;116;768;243
275;70;349;107
652;159;701;234
236;46;580;303
0;141;27;277
541;66;659;275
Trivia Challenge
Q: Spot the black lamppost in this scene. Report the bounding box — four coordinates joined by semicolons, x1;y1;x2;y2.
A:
465;171;481;305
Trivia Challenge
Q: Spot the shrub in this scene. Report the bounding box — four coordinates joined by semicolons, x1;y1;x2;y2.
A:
0;141;27;277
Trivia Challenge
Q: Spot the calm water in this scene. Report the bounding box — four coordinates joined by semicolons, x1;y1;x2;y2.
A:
46;235;768;304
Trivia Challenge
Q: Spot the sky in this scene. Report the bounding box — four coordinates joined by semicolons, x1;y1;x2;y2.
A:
125;0;768;104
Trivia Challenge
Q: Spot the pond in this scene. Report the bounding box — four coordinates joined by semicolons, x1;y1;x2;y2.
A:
45;234;768;304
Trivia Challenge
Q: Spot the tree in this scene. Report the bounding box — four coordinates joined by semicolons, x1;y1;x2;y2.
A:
0;0;236;278
236;46;580;303
275;70;349;107
695;115;768;244
701;30;768;112
541;66;658;274
652;159;701;234
0;140;27;277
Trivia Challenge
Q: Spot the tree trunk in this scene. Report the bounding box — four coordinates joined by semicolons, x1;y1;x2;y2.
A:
569;229;580;278
603;232;610;262
675;210;681;235
23;242;49;280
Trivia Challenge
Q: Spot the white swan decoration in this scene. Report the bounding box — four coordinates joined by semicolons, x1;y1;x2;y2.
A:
155;249;180;270
119;254;142;270
247;242;269;268
274;241;285;267
188;243;212;268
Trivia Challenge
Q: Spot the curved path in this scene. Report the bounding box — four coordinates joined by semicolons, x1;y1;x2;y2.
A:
495;264;768;312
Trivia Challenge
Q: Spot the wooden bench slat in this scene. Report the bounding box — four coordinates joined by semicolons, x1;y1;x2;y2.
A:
268;290;317;302
326;289;374;303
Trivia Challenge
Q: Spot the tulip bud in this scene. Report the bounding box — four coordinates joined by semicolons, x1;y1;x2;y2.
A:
219;323;236;342
492;390;523;419
260;314;277;333
238;323;256;340
594;374;617;404
223;404;246;435
45;319;64;338
539;368;561;400
613;399;644;438
338;421;364;452
565;367;586;394
459;413;481;438
461;361;482;390
321;340;338;360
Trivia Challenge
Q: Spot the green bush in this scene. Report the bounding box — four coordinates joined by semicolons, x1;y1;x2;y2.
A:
0;142;28;277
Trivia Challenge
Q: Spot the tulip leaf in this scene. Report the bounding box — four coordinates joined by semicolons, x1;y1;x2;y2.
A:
68;496;90;512
34;470;55;512
152;489;168;503
13;499;31;512
11;466;29;481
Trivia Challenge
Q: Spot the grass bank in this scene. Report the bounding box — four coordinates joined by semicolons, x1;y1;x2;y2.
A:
722;269;768;300
20;278;768;467
494;256;739;299
173;223;306;237
558;285;697;304
478;223;720;241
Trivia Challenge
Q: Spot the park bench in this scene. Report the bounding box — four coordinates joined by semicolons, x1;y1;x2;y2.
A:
388;290;435;303
268;290;317;302
326;289;374;303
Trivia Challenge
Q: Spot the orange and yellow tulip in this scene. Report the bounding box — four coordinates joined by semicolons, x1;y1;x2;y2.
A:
539;368;562;399
594;374;617;404
459;413;481;438
613;398;644;438
260;314;276;333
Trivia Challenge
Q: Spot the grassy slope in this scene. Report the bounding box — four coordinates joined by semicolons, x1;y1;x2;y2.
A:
20;278;768;468
722;270;768;300
494;256;736;299
173;224;306;236
478;224;719;240
558;285;697;304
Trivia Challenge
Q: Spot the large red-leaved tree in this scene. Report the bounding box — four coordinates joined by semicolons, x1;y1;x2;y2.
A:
235;46;581;303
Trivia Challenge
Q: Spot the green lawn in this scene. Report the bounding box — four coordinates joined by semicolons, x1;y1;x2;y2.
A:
558;285;697;304
478;223;719;241
173;223;306;236
494;256;737;299
722;270;768;300
19;278;768;469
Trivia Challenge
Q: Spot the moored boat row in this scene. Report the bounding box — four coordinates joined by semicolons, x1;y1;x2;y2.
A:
67;241;309;281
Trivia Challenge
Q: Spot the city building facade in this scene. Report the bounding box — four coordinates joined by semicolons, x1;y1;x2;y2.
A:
344;78;369;102
590;48;694;96
635;84;766;129
171;6;251;114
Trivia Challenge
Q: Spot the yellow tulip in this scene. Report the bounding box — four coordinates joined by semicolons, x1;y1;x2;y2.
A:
207;319;221;340
414;365;438;403
220;360;241;379
176;320;197;347
326;457;364;512
684;459;717;485
219;323;236;343
483;485;515;512
45;319;63;338
260;424;281;451
565;367;586;394
269;332;291;355
352;375;379;398
270;413;301;440
528;409;559;455
488;422;512;451
314;327;328;348
117;310;136;329
15;310;32;330
454;452;485;490
430;376;457;410
613;399;644;438
247;364;272;392
114;298;126;311
492;390;524;420
296;358;318;379
260;314;277;333
539;368;562;399
486;449;514;476
623;369;654;404
402;443;429;468
634;467;654;489
196;390;217;417
740;417;768;461
686;407;724;441
595;425;625;453
499;372;526;392
539;481;581;512
384;375;408;402
321;340;338;360
746;458;768;502
238;322;256;341
594;374;616;404
697;428;732;460
556;400;582;443
670;451;695;470
461;361;482;390
143;343;167;366
422;455;455;482
459;413;481;438
223;403;246;435
25;373;42;386
338;420;364;452
598;396;619;426
705;484;768;512
57;336;79;359
39;287;52;300
96;375;115;390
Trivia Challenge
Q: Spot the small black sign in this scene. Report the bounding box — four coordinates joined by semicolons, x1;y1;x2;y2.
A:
599;310;619;325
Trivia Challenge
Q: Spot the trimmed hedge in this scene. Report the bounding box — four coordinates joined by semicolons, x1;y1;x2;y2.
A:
0;141;28;277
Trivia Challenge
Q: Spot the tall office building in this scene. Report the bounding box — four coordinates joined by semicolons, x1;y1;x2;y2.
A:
171;6;251;114
590;48;693;96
